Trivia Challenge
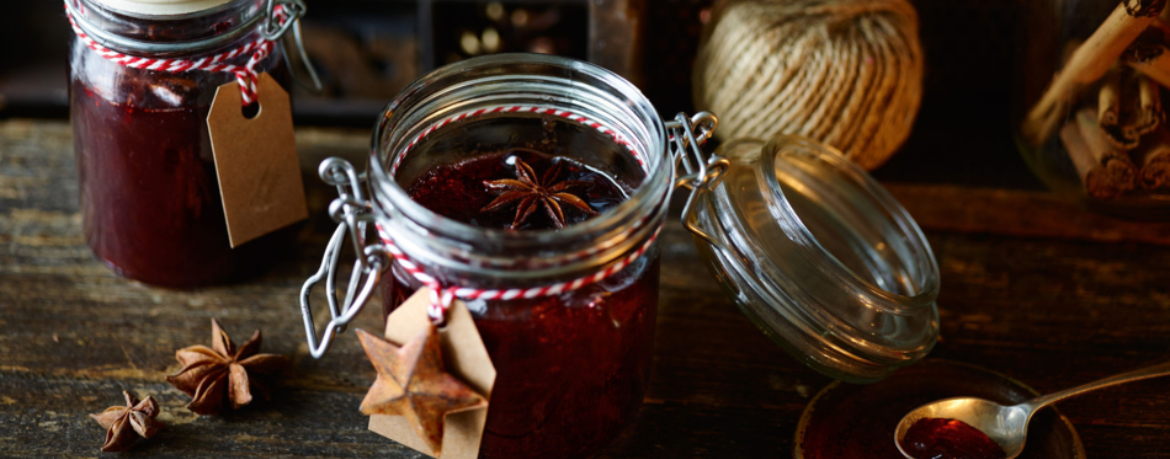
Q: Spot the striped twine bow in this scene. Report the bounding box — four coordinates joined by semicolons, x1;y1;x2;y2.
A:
64;1;289;106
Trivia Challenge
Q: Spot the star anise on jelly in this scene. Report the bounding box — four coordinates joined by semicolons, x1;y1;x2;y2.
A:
165;318;288;415
89;391;164;452
482;157;597;229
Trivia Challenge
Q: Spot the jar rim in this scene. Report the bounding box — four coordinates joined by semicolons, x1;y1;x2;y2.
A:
90;0;236;17
697;136;940;382
368;54;670;249
69;0;265;54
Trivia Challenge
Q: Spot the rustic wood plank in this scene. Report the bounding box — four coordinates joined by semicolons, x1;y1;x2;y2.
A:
888;183;1170;246
3;119;1170;458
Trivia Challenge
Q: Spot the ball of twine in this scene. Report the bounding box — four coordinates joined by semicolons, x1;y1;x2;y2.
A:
693;0;924;170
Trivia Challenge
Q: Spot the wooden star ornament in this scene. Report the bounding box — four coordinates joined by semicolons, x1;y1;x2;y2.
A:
357;325;487;457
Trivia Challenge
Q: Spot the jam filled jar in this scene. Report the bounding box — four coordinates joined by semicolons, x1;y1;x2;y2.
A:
68;0;300;288
368;55;669;459
300;54;941;458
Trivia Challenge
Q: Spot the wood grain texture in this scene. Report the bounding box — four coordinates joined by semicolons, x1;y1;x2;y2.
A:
2;120;1170;457
888;183;1170;246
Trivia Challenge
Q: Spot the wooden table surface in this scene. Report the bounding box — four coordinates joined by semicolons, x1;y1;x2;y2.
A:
3;119;1170;458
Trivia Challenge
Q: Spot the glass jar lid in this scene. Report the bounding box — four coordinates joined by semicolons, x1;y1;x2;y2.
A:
94;0;233;15
688;136;940;383
67;0;307;56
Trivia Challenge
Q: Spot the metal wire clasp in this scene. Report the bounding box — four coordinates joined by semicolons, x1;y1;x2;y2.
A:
666;112;729;248
266;0;324;93
299;158;389;359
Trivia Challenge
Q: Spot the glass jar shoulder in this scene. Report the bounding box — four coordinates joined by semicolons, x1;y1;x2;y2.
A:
69;36;286;111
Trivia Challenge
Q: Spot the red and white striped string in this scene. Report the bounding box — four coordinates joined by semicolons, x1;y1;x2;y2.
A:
379;105;664;322
390;106;643;177
378;222;663;322
64;0;288;105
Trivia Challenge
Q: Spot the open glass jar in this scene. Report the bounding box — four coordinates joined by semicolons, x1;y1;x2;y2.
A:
300;54;940;458
68;0;305;287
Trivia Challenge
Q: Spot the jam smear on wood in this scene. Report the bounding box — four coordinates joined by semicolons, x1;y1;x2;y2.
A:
901;417;1007;459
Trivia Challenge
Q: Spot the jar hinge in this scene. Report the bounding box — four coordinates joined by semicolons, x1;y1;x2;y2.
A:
665;112;730;250
267;0;324;93
299;157;389;359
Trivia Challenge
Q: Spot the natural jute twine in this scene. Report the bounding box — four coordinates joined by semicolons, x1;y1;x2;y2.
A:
693;0;923;170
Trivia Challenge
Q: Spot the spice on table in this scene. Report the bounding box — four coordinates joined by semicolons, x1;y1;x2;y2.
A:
89;391;164;452
900;417;1006;459
357;326;487;457
165;318;288;415
481;154;597;229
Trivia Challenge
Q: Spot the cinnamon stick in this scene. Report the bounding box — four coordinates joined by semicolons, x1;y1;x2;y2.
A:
1129;74;1163;137
1067;109;1139;199
1100;67;1122;126
1023;0;1166;146
1137;130;1170;190
1061;118;1120;199
1127;45;1170;89
1102;71;1164;148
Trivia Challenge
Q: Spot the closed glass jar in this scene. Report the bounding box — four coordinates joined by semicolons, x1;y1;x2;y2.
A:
69;0;295;287
1016;0;1170;218
370;55;668;459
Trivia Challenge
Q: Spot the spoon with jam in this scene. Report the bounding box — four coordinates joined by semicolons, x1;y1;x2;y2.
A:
894;360;1170;459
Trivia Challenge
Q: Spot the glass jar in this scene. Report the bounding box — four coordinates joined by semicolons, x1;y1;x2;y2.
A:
371;55;667;459
68;0;298;288
299;54;940;458
1016;0;1170;218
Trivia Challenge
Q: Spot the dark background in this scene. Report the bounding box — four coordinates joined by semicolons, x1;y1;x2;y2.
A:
0;0;1038;189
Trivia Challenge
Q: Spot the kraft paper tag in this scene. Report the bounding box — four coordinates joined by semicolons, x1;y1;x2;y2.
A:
207;73;308;248
370;288;496;459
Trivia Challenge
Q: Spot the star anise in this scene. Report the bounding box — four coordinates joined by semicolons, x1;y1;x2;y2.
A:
482;157;597;229
89;391;164;452
165;318;288;415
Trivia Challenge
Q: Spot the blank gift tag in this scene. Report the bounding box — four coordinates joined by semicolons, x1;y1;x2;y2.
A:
370;288;496;459
207;73;308;247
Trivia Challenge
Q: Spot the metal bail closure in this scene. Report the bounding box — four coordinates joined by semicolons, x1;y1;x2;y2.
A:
674;132;941;383
267;0;324;93
299;158;389;359
665;112;731;248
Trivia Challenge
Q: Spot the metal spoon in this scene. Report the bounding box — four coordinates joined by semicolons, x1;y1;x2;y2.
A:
894;360;1170;459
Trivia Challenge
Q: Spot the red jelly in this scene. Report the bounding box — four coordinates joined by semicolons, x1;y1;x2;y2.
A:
405;148;629;230
69;0;295;288
382;147;658;459
901;418;1007;459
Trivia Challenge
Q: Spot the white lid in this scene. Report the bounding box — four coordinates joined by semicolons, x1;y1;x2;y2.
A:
95;0;233;15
